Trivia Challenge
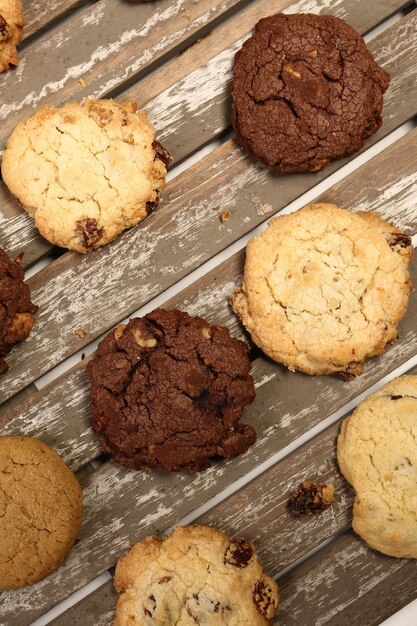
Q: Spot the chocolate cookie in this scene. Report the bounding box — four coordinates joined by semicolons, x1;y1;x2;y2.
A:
86;308;256;472
114;525;279;625
0;248;37;375
231;13;390;173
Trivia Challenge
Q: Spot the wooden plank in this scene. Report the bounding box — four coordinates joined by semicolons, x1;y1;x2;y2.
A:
2;118;417;458
0;0;253;149
1;261;416;624
0;0;411;267
22;0;92;41
0;360;358;625
1;70;417;404
48;368;417;626
276;532;417;625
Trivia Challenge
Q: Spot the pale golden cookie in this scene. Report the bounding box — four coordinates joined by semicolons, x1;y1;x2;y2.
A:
231;203;413;378
1;99;170;253
338;376;417;558
0;436;83;589
113;525;279;625
0;0;24;72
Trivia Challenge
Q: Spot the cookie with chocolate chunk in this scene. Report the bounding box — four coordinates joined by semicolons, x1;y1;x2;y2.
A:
1;99;171;253
86;308;256;472
0;0;24;73
231;13;389;173
114;525;279;625
0;248;37;375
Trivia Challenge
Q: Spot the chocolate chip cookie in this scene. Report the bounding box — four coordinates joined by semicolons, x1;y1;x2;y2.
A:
231;13;390;173
0;436;83;589
0;248;37;375
231;204;413;378
86;308;256;471
114;525;279;625
0;0;24;73
1;99;171;253
338;376;417;558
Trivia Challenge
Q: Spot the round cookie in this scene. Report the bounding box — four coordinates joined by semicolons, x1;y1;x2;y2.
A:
337;376;417;558
231;13;389;173
114;525;279;625
1;99;171;253
231;204;413;378
0;436;83;589
86;308;256;471
0;247;37;375
0;0;24;73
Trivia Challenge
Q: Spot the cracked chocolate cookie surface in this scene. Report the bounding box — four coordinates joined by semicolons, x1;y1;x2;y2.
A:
231;13;389;173
338;376;417;558
114;525;279;626
1;99;170;252
86;308;256;472
0;436;83;589
231;204;413;378
0;247;37;375
0;0;24;73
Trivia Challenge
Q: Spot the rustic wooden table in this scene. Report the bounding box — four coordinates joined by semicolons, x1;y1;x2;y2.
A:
0;0;416;624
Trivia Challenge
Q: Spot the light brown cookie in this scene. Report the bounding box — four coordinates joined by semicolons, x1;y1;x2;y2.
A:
114;525;279;625
1;99;171;253
337;376;417;558
0;0;24;72
231;203;413;378
0;436;83;589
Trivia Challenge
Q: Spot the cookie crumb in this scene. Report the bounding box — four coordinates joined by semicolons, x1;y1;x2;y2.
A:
220;210;231;222
74;328;87;338
288;480;335;516
78;77;87;88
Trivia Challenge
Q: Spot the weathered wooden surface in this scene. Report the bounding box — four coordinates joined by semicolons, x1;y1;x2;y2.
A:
1;258;416;622
22;0;92;41
1;0;416;625
0;370;357;625
0;0;254;147
2;94;417;405
277;532;417;625
50;368;417;626
0;0;411;267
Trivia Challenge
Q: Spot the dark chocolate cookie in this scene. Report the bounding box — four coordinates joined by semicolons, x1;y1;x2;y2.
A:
231;13;390;173
0;249;38;375
86;308;256;471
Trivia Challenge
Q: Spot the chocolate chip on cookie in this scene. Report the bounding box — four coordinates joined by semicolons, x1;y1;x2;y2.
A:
0;248;37;375
231;13;389;173
0;0;24;73
0;436;83;589
86;308;256;472
113;525;279;626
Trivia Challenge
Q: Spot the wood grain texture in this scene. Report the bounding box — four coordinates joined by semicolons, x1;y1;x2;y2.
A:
50;367;417;626
22;0;92;41
276;532;417;625
0;0;411;267
0;0;252;146
1;259;416;622
1;80;417;405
